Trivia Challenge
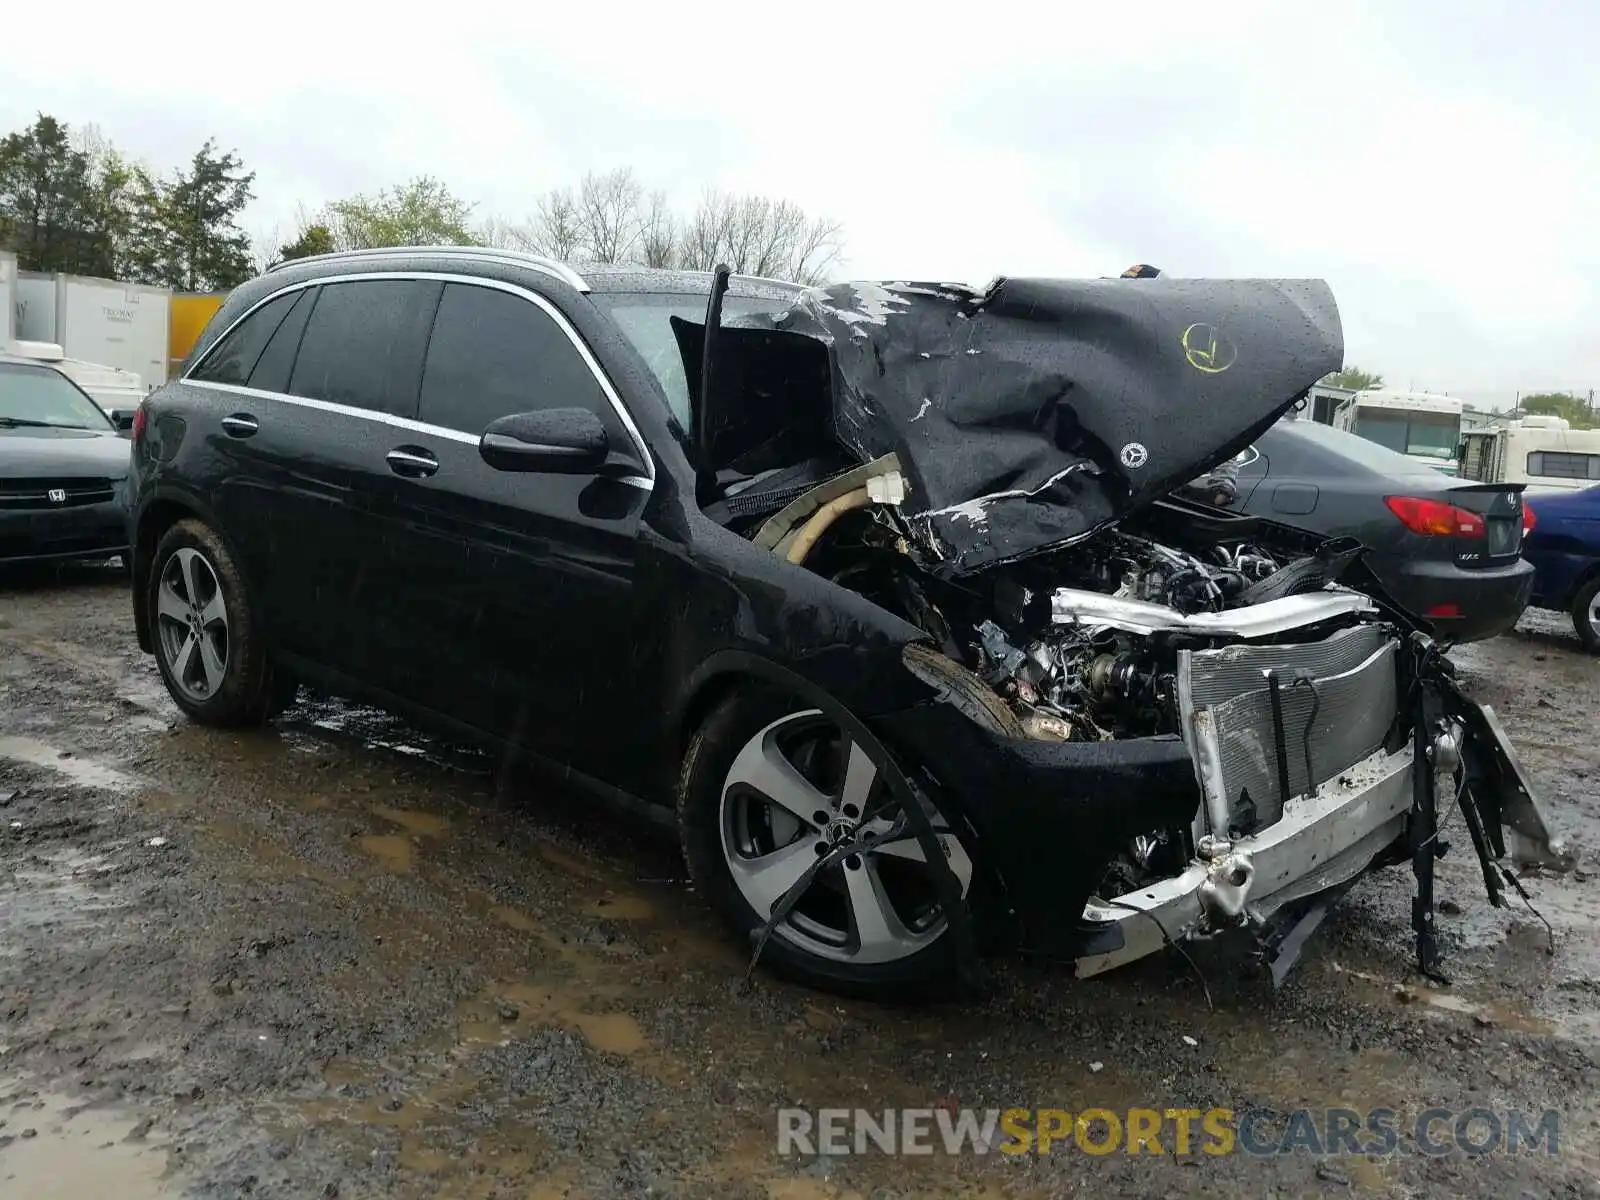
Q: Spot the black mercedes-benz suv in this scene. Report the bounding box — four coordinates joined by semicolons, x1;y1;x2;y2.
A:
127;246;1566;998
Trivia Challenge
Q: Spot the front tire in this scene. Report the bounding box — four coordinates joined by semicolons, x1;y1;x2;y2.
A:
147;519;280;726
1572;576;1600;653
677;685;975;999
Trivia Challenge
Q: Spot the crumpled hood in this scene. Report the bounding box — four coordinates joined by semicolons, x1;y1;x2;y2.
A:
771;276;1343;575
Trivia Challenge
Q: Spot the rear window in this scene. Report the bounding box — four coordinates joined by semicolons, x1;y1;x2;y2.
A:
590;292;795;427
1527;450;1600;481
189;290;300;386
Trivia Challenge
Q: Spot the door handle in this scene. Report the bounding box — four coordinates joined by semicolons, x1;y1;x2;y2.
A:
386;446;439;478
221;413;259;438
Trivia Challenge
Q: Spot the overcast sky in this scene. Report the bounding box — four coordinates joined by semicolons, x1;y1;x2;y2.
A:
6;1;1595;407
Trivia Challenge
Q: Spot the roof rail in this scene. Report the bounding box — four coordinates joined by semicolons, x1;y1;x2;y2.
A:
266;245;589;292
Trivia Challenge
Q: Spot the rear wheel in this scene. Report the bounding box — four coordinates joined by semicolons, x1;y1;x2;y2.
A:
147;519;284;726
1572;576;1600;653
677;686;976;998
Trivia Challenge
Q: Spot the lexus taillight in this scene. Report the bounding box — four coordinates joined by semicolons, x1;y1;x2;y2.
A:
1523;505;1537;533
1384;495;1485;538
131;403;147;443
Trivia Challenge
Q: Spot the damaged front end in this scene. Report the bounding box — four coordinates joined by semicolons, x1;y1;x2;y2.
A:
683;270;1570;985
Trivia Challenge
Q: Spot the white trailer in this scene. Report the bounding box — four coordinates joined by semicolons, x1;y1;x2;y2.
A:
13;271;171;393
1333;389;1465;474
0;251;15;346
1460;415;1600;491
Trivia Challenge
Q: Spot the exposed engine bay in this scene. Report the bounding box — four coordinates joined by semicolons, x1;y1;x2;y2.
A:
734;457;1382;904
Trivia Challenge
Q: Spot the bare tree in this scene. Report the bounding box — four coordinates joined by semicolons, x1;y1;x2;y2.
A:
573;167;645;263
474;214;536;251
639;189;677;269
678;189;843;284
679;189;735;273
789;210;844;285
524;186;583;261
249;219;284;274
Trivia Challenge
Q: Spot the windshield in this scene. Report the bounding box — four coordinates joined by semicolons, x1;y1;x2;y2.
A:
0;362;116;431
1280;417;1452;477
1353;406;1459;458
591;292;796;427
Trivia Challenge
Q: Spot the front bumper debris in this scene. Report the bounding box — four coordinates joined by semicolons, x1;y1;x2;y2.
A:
1074;747;1414;977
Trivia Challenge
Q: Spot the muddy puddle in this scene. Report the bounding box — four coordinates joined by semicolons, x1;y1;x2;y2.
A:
0;1077;173;1199
0;735;140;791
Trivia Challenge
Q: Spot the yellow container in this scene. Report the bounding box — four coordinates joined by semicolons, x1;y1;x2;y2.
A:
169;292;229;376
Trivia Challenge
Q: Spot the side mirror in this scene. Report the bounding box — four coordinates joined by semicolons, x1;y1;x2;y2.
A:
109;409;135;432
479;407;609;474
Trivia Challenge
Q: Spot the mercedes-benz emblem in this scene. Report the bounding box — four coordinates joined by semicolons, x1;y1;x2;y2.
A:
1119;443;1149;470
47;488;67;504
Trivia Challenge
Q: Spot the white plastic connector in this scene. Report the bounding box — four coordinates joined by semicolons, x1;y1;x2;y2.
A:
865;471;907;506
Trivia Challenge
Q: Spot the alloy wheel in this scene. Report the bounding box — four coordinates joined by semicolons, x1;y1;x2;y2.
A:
155;547;231;703
718;709;971;965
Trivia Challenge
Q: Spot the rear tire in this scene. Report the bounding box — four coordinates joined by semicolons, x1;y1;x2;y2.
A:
1571;576;1600;653
677;684;976;999
147;519;282;726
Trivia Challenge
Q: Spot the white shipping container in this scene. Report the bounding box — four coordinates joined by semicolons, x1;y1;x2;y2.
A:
12;272;171;392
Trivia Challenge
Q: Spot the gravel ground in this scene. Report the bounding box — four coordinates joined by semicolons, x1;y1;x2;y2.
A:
1;562;1598;1198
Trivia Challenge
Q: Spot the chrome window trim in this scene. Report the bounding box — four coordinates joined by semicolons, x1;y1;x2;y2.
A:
185;271;654;489
264;245;589;292
187;379;651;492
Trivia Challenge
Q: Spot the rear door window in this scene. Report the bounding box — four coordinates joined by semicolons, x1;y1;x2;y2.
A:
189;291;300;385
418;283;614;440
287;279;442;418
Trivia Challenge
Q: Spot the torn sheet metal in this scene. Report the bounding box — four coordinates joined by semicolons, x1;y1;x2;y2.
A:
758;277;1343;576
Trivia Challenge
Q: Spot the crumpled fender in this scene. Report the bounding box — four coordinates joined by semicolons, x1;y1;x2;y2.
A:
1443;678;1574;871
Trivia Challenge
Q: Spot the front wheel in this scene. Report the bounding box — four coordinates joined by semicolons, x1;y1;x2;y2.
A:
677;685;977;998
1572;576;1600;653
147;518;283;726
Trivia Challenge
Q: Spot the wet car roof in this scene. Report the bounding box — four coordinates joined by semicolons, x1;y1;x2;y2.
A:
580;266;804;302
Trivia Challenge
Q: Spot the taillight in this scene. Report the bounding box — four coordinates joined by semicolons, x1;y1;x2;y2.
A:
131;403;147;443
1523;505;1537;533
1384;495;1485;538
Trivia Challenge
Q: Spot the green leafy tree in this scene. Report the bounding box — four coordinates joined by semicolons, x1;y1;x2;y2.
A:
1520;392;1594;429
277;223;335;263
118;166;172;286
324;176;474;250
0;114;94;272
1322;367;1385;391
156;139;256;290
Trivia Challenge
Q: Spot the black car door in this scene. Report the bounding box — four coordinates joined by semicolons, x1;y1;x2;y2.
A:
379;280;652;778
200;276;442;692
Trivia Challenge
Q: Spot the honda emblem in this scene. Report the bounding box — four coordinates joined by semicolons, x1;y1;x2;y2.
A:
47;488;67;503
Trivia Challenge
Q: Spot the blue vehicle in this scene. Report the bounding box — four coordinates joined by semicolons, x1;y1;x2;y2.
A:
1522;485;1600;650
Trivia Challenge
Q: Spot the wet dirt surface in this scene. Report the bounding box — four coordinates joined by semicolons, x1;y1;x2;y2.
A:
2;562;1599;1198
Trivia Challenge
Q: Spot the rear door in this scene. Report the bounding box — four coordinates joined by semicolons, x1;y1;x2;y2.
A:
380;280;653;775
270;277;442;688
188;286;318;634
197;276;442;688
